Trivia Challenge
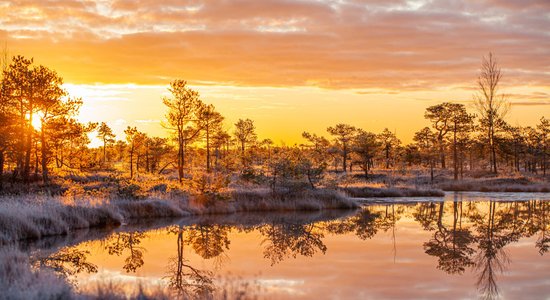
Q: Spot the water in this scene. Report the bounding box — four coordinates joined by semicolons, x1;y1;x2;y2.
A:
24;193;550;299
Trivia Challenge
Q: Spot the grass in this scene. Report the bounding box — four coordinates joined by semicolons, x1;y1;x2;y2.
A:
341;186;445;198
0;186;358;245
0;247;74;300
439;177;550;192
2;169;546;245
0;247;263;300
0;197;121;245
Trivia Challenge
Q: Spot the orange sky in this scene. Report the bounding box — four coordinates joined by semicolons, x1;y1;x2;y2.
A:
1;0;549;145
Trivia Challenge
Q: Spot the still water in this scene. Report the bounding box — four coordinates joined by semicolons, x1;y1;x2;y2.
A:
30;193;550;299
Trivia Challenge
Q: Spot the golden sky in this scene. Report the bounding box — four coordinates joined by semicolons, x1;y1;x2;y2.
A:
1;0;549;145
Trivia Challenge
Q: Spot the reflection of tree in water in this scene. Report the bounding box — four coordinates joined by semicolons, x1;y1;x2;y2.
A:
378;205;403;261
165;225;215;298
422;201;475;274
259;221;327;266
184;224;231;268
33;247;97;280
524;201;550;255
38;199;550;299
414;199;550;300
470;201;521;300
105;231;146;273
325;208;381;240
413;202;439;231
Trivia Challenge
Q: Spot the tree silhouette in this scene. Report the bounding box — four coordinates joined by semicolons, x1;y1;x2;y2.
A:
234;118;257;168
423;202;475;274
474;53;510;175
197;104;224;173
166;225;215;298
105;231;146;273
352;129;380;180
377;128;400;170
163;80;203;183
260;221;327;266
446;103;475;180
327;124;357;173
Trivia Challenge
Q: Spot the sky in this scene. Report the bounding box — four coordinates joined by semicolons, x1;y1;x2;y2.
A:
1;0;549;145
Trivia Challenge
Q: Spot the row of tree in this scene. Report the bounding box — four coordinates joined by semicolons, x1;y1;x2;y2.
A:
0;53;548;190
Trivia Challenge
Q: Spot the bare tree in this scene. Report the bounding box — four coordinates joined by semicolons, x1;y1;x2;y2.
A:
474;53;510;175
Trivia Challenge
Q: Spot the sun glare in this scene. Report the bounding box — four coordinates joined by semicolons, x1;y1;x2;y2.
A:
29;113;42;130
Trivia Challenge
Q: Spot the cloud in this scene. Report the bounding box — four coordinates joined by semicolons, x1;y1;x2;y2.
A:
1;0;549;89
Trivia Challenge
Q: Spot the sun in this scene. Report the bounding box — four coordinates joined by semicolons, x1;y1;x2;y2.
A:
28;113;42;130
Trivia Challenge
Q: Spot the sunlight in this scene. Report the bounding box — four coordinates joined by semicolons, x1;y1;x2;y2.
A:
0;1;549;299
25;112;42;130
31;114;42;130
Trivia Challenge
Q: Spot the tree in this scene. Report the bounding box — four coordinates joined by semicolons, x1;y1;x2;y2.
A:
39;95;82;183
0;46;14;187
447;104;475;180
197;103;224;172
211;130;231;171
1;55;81;183
302;132;330;170
2;56;36;181
327;124;357;172
234;118;257;167
97;122;115;166
33;66;80;183
352;130;380;180
125;126;145;179
474;53;510;175
425;102;456;169
147;137;171;174
163;80;203;183
537;117;549;176
414;127;438;183
377;128;400;169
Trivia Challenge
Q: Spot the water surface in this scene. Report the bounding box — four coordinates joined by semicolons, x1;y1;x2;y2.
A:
30;193;550;299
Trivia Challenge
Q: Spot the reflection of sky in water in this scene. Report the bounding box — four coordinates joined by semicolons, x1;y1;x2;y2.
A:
41;196;550;299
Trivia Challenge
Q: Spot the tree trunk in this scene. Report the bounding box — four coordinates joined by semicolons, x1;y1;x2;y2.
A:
23;116;32;182
206;125;211;173
490;126;498;175
41;128;49;184
453;126;458;180
241;141;245;167
129;145;134;179
0;149;4;190
342;144;347;173
103;138;107;166
385;146;390;169
430;160;434;184
439;136;446;169
177;144;184;183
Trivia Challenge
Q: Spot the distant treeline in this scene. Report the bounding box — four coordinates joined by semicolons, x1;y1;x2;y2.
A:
0;52;548;189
